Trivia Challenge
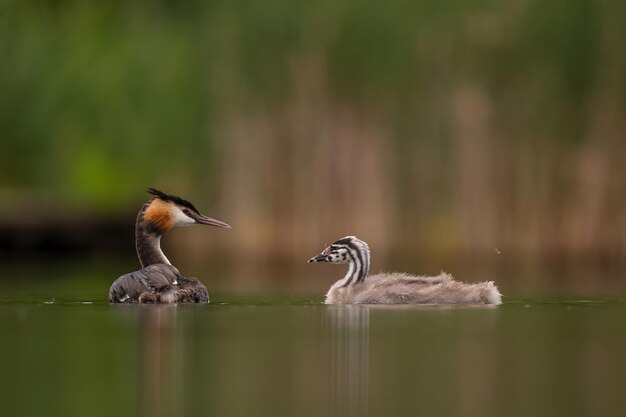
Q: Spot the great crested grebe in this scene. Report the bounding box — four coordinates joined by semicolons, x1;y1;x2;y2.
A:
309;236;502;305
109;188;230;303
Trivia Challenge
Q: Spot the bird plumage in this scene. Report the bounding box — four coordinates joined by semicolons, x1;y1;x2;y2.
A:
310;236;502;305
109;188;229;304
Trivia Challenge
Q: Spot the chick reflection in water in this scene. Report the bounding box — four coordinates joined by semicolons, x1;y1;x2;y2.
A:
326;306;370;417
309;236;501;305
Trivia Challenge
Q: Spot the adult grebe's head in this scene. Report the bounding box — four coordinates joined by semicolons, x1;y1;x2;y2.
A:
308;236;370;264
142;188;231;234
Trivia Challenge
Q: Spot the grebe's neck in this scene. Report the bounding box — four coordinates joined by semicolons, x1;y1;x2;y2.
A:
135;200;171;267
332;240;371;289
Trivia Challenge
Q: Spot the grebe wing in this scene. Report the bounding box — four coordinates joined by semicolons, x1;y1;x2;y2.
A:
156;276;209;303
109;264;181;303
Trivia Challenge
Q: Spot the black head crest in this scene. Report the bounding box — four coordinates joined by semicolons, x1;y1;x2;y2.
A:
147;188;200;213
333;236;357;246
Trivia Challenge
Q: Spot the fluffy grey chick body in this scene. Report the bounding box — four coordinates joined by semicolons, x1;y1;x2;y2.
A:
309;236;501;305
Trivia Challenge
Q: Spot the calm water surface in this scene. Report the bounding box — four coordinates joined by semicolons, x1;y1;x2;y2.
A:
1;265;625;417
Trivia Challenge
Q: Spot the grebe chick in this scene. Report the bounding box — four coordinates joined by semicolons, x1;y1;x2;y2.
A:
308;236;502;305
109;188;230;304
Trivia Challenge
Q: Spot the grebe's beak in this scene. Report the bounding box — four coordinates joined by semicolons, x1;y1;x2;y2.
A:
191;213;231;228
308;247;331;263
308;254;328;263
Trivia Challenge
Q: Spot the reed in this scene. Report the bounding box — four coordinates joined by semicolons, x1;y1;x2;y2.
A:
1;0;624;262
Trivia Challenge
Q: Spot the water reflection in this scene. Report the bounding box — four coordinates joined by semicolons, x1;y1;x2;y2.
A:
133;304;374;417
326;306;370;417
4;300;626;417
137;306;178;417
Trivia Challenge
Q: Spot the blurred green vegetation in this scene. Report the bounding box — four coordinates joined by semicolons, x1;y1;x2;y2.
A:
0;0;624;261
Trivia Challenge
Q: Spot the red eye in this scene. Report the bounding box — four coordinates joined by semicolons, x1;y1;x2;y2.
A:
182;208;190;215
323;247;331;255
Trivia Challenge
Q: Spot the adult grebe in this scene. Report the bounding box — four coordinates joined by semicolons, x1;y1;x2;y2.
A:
309;236;502;305
109;188;230;303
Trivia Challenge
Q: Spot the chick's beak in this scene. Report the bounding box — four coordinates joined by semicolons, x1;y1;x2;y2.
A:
192;213;231;228
308;253;329;263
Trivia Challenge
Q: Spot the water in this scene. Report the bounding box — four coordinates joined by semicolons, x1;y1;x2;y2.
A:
2;295;626;417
